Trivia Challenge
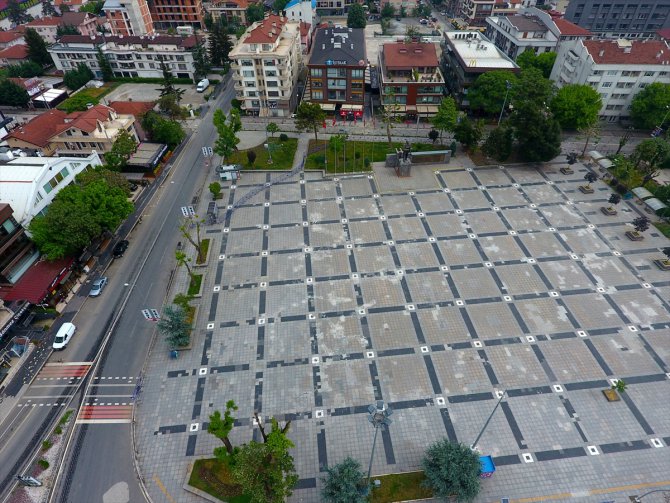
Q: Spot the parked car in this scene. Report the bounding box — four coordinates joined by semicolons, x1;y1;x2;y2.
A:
431;16;438;22
53;322;76;350
113;240;129;258
419;18;428;24
215;164;242;173
89;277;108;297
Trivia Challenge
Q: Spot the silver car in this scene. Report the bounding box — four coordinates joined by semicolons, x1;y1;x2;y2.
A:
89;277;108;297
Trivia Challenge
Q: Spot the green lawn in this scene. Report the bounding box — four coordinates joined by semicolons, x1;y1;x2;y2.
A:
197;239;210;265
228;138;298;170
188;458;250;503
653;221;670;238
305;140;441;173
57;83;120;113
370;471;433;503
188;274;202;296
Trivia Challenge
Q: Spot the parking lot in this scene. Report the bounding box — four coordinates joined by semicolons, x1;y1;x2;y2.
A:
137;160;670;503
103;83;208;109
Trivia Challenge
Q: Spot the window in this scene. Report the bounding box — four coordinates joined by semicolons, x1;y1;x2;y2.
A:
644;71;655;77
262;44;272;51
242;70;254;77
312;90;323;99
244;81;256;87
327;79;346;88
351;82;363;89
241;60;253;66
267;91;279;97
311;68;322;77
267;80;278;87
265;70;277;77
601;81;612;88
313;81;322;88
351;69;364;78
247;91;257;97
42;168;69;194
606;70;617;75
327;68;346;77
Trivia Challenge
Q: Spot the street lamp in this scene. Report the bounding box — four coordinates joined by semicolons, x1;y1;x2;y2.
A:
497;80;512;126
632;489;670;502
366;401;393;484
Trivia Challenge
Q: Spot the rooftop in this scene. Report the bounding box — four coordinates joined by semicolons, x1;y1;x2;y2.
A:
583;39;670;65
507;14;547;32
309;26;366;66
56;34;198;48
0;30;24;44
244;14;287;44
109;101;155;117
0;44;27;60
553;17;592;37
445;31;518;70
382;42;439;69
210;0;251;8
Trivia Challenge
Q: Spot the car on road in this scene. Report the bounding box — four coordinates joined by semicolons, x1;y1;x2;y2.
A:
53;322;76;350
89;277;108;297
113;240;129;258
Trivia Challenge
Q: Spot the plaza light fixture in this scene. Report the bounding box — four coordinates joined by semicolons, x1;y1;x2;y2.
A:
497;80;513;126
366;400;393;483
632;489;670;502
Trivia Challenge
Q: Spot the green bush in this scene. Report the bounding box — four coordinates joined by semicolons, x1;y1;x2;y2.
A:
38;459;50;469
364;158;371;168
355;152;361;159
279;133;289;142
54;426;63;435
312;154;325;165
41;440;52;451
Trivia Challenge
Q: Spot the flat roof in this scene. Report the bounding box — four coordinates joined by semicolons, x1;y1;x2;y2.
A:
445;31;518;70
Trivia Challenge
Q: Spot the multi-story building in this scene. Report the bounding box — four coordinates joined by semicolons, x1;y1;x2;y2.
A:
379;42;445;118
442;31;519;105
388;0;420;14
149;0;204;30
457;0;495;27
103;0;154;36
0;202;38;286
315;0;356;15
0;29;25;50
284;0;316;27
551;38;670;123
25;12;98;43
48;34;198;80
564;0;670;39
0;44;27;67
6;106;136;157
230;15;302;117
306;26;365;115
485;7;592;61
207;0;254;25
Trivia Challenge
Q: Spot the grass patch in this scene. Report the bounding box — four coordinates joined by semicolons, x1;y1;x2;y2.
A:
41;440;52;451
370;471;432;503
54;425;63;435
305;140;441;173
57;83;119;113
653;221;670;238
197;239;210;264
59;410;73;425
188;274;203;296
188;458;250;503
228;138;298;171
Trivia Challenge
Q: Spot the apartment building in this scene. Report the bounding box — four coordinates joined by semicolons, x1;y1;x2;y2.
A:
379;42;445;118
457;0;495;27
388;0;420;14
230;15;302;117
103;0;154;36
25;12;98;43
149;0;205;30
48;34;198;79
0;29;25;50
6;106;136;157
551;38;670;122
0;203;38;286
564;0;670;39
315;0;357;15
306;27;365;115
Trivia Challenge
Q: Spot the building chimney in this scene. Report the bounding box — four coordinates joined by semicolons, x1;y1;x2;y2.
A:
599;49;604;57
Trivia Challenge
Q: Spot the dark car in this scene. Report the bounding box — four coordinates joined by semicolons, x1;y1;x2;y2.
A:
113;240;129;258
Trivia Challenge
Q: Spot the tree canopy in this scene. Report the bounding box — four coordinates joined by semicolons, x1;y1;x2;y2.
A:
550;84;601;130
511;102;562;162
0;80;29;107
97;48;114;81
630;83;670;130
482;125;514;161
633;138;670;183
516;49;557;78
142;112;186;148
321;457;368;503
57;24;80;37
192;42;211;80
422;440;481;502
453;117;484;152
430;97;458;141
25;28;53;67
63;63;94;90
246;3;264;23
467;71;517;116
208;400;239;462
105;130;138;170
76;166;130;194
295;102;326;141
347;3;367;28
511;67;554;110
380;2;394;17
209;21;235;67
157;304;191;348
6;61;43;78
213;109;242;160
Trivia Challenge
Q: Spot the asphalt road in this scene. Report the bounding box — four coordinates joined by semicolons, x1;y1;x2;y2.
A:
0;77;233;503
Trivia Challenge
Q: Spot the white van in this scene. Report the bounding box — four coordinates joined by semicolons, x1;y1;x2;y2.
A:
196;78;210;93
53;322;76;350
218;165;240;181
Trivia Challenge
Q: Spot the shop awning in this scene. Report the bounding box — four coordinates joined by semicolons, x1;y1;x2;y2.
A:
341;104;364;111
318;103;336;111
417;105;439;115
632;187;654;200
588;150;605;161
597;158;613;169
0;257;73;303
645;198;668;212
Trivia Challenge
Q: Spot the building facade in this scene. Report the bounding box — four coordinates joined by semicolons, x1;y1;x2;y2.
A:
103;0;155;36
48;34;198;80
0;203;38;286
284;0;316;27
550;38;670;123
207;0;253;25
25;12;98;43
306;26;365;115
149;0;205;29
230;15;302;117
379;42;445;118
564;0;670;39
457;0;495;27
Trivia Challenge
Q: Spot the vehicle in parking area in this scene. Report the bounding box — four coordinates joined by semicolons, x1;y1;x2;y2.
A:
419;18;428;24
196;78;210;92
215;163;242;173
113;240;129;258
89;277;108;297
53;322;76;350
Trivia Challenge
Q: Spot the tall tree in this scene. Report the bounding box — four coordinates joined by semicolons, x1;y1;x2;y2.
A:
266;122;279;137
467;71;518;116
453;117;484;152
550;84;602;130
25;28;53;67
380;2;394;18
157;304;191;348
511;102;562;162
145;115;185;148
511;67;554;110
295;102;326;142
630;82;670;130
273;0;289;12
578;121;600;157
41;0;57;16
7;61;43;78
633;138;670;183
430;97;458;143
209;22;234;67
0;80;29;107
347;3;367;28
76;167;130;193
97;48;114;81
207;401;238;461
422;440;481;502
63;63;94;90
213;109;241;160
7;0;30;24
105;130;138;170
482;125;514;161
321;457;368;503
157;58;185;103
516;49;557;79
246;3;264;23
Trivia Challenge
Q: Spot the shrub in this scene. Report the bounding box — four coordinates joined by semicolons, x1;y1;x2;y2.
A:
54;426;63;435
312;154;325;165
41;440;52;451
231;99;241;110
247;150;257;166
279;133;289;142
422;439;481;502
38;459;50;469
355;152;361;159
364;158;371;168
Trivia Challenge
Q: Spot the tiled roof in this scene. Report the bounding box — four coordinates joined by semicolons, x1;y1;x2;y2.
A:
299;21;310;37
658;28;670;41
554;18;592;36
382;42;438;69
26;16;60;27
584;39;670;65
109;101;155;116
0;30;24;43
244;15;287;44
60;11;89;25
0;44;28;60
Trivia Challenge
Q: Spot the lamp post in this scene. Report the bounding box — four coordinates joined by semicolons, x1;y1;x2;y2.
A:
470;390;506;450
497;80;512;126
632;489;670;502
366;401;393;486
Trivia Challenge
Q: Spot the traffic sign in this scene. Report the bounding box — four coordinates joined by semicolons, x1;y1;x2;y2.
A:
180;206;190;217
151;309;160;320
207;147;213;156
187;206;195;216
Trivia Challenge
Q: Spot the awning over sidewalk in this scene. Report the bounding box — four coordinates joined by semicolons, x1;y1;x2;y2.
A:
645;198;668;213
417;105;439;115
0;257;73;303
632;187;654;200
318;103;336;111
588;150;605;161
341;104;363;111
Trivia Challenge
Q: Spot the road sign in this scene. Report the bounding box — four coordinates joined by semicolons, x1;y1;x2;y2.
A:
141;309;154;321
151;309;161;320
187;206;195;216
180;206;190;217
207;147;213;156
202;146;208;156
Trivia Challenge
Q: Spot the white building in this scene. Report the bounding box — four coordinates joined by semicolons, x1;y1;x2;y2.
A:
284;0;316;28
0;152;102;228
48;34;198;80
230;15;302;117
551;38;670;123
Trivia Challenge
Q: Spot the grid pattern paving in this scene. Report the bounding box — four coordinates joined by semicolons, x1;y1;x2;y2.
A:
137;162;670;503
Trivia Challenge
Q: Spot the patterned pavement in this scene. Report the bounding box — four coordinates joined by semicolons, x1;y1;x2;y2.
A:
136;159;670;503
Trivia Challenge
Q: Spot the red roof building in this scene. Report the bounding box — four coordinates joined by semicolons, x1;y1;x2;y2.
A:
0;29;25;49
0;257;73;304
554;18;593;38
0;44;28;65
245;14;287;44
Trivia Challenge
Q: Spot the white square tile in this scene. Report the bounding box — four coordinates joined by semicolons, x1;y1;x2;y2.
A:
359;308;366;315
428;237;436;243
315;409;324;418
650;438;663;448
441;265;449;271
522;453;534;463
503;295;512;302
258;318;265;325
526;335;535;343
435;396;446;406
366;351;374;358
552;384;563;393
473;340;483;348
312;356;320;364
406;304;415;311
207;323;215;330
190;423;199;432
199;368;208;375
455;300;464;306
587;445;599;455
628;325;638;332
308;313;316;320
484;262;493;268
420;345;429;353
219;254;226;260
549;291;559;297
213;286;221;292
577;330;587;337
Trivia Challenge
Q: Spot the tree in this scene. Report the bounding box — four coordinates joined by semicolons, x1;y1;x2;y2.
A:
25;28;52;67
482;125;513;161
142;111;185;148
511;67;554;110
273;0;289;12
57;24;80;37
453;117;484;152
247;3;265;22
0;80;29;107
321;457;367;503
430;97;458;143
511;103;562;162
633;138;670;184
516;49;557;79
608;193;621;208
578;121;601;157
158;93;185;119
97;49;114;81
157;59;185;104
213;109;241;161
232;417;298;503
467;71;517;116
380;2;394;18
157;304;191;348
209;181;222;199
76;167;130;194
247;150;257;166
105;130;138;170
7;0;30;24
583;171;598;189
63;63;94;90
192;42;211;80
295;102;326;142
209;21;234;67
41;0;57;16
179;216;205;262
175;250;194;279
207;401;239;462
422;439;481;502
80;0;105;14
404;25;420;43
633;216;650;234
616;128;633;155
204;12;214;30
347;3;366;28
266;122;279;137
428;129;439;144
630;83;670;130
550;84;602;130
6;61;43;78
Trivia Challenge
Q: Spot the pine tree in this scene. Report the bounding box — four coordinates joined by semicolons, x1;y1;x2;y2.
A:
24;28;52;67
96;48;114;81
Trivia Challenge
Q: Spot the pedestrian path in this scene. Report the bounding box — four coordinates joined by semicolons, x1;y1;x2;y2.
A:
36;362;92;381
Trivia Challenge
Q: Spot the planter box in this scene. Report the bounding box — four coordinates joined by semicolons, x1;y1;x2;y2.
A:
600;206;617;216
653;259;670;271
602;389;620;402
194;239;212;268
625;231;644;241
560;167;574;175
579;185;594;194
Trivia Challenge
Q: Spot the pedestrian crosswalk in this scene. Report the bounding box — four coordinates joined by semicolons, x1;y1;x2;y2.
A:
77;404;133;424
36;362;92;381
